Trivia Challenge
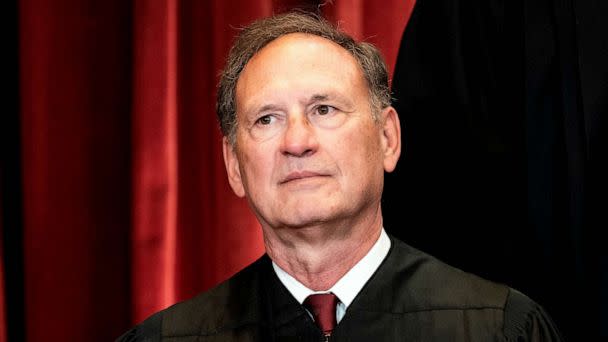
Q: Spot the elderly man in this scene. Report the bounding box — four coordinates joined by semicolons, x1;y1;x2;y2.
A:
119;12;562;341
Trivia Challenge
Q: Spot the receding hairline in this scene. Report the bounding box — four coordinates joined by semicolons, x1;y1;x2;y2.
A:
238;31;365;75
234;32;370;101
234;32;369;115
217;11;392;143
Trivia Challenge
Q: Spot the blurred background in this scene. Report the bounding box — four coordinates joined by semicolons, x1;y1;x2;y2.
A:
2;0;606;341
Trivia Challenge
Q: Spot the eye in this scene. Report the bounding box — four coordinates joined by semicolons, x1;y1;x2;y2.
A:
309;104;346;129
255;115;274;125
315;105;335;115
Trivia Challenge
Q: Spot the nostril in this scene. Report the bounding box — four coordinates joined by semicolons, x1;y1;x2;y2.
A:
282;147;314;158
299;148;314;157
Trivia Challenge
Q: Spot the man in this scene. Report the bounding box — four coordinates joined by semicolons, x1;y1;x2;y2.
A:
119;12;562;341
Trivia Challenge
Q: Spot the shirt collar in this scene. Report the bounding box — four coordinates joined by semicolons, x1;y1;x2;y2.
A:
272;228;391;309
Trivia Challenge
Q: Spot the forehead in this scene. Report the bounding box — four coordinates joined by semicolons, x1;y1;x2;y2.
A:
247;32;357;66
235;33;367;111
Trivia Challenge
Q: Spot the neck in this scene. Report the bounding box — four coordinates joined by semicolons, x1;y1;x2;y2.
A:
263;206;383;291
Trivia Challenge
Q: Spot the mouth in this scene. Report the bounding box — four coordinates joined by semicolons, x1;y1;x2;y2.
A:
280;171;328;184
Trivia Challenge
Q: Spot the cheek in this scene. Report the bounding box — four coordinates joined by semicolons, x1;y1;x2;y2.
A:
237;146;274;191
350;125;382;159
333;126;382;177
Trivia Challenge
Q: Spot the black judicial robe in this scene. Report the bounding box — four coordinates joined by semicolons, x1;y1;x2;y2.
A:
117;237;562;341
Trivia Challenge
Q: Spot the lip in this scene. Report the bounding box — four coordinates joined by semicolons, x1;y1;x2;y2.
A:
280;171;328;184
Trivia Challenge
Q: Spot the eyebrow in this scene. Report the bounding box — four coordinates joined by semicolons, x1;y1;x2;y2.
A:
246;92;353;118
258;94;334;110
309;94;330;103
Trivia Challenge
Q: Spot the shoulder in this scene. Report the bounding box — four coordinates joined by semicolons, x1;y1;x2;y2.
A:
379;237;510;312
362;237;563;340
502;288;563;340
115;255;270;341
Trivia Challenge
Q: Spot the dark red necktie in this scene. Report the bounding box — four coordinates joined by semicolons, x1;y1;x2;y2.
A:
303;293;338;337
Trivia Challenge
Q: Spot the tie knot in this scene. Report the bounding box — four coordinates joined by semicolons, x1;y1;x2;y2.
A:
303;293;338;336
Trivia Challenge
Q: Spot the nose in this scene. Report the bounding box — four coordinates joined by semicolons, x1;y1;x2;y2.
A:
281;113;318;157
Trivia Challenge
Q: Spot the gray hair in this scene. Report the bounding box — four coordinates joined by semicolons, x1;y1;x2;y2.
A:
217;11;391;144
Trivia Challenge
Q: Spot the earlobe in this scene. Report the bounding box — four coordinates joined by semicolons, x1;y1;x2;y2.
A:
380;106;402;173
222;137;246;197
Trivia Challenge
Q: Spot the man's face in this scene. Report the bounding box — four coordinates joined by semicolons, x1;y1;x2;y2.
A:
223;33;400;230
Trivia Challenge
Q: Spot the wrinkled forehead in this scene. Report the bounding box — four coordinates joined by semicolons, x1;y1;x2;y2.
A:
235;33;368;109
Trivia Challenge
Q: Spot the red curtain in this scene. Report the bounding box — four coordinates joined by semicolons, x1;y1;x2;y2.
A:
13;0;413;340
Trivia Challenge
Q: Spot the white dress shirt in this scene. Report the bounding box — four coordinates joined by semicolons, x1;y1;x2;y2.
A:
272;228;391;323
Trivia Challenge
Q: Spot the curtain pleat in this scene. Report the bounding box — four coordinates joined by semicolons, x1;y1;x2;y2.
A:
131;0;180;322
19;1;133;340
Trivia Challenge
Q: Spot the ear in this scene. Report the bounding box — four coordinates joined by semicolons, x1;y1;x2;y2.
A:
222;137;246;197
379;106;402;173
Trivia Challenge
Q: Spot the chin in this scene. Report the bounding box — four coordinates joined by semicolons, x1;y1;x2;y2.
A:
279;204;350;229
281;215;329;229
268;206;326;227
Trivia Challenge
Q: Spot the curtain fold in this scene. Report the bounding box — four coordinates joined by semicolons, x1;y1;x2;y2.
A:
12;0;412;340
18;1;134;340
131;0;180;322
